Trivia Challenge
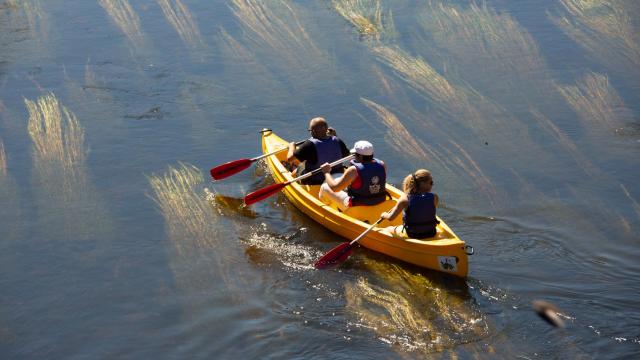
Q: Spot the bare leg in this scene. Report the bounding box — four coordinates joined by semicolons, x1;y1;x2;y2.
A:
319;183;350;211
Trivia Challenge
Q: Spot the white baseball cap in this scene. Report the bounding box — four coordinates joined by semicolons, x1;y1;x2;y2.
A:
350;140;374;156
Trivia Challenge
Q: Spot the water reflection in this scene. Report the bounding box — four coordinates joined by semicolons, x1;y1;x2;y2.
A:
551;0;640;75
333;0;395;41
206;190;257;219
344;261;489;356
98;0;146;50
157;0;205;51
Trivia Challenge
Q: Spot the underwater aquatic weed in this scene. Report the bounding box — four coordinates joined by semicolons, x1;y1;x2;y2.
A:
360;97;430;161
25;93;86;177
157;0;204;50
98;0;144;49
333;0;394;41
551;0;640;73
419;2;545;77
557;72;627;132
230;0;323;70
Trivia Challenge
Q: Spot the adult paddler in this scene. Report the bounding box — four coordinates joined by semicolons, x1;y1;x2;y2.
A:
286;117;350;185
319;140;388;211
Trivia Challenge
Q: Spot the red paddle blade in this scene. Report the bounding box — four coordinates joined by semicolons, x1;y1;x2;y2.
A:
244;182;287;205
210;158;253;180
314;242;354;269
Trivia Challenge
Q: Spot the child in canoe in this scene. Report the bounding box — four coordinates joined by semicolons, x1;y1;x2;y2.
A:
381;169;440;239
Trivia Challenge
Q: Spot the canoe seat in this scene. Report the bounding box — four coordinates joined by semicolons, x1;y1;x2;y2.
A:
343;199;401;226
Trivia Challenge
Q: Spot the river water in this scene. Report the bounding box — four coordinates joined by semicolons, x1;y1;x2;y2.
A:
1;0;639;359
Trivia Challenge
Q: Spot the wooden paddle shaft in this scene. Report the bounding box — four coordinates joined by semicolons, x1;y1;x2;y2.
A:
349;218;383;246
251;140;306;161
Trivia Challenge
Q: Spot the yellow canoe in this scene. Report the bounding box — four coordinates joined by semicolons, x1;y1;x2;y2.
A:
260;129;471;277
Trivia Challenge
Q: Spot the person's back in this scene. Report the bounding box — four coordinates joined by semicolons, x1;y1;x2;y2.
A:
403;191;438;238
346;157;387;206
319;140;387;211
382;169;439;239
287;117;349;185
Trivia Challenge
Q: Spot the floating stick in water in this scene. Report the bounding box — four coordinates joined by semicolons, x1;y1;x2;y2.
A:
532;300;565;328
0;140;6;177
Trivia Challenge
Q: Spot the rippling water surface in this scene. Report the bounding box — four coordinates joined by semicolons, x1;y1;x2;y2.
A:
1;0;639;358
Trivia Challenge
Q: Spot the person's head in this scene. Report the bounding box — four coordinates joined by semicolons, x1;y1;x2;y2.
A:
308;117;329;139
402;169;433;194
350;140;374;162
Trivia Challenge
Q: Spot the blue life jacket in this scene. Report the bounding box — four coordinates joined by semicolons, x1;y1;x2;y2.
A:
347;159;387;206
302;136;344;184
403;193;439;238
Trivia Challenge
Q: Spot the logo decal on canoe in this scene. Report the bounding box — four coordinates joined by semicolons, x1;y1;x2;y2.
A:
438;256;457;272
369;176;381;194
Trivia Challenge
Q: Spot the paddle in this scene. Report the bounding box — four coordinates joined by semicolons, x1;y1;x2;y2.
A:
210;140;305;180
314;217;383;269
243;154;354;205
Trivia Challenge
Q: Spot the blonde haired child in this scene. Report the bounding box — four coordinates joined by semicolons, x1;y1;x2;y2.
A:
381;169;439;239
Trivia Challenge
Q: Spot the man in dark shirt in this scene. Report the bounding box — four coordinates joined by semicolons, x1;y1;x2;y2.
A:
287;117;350;184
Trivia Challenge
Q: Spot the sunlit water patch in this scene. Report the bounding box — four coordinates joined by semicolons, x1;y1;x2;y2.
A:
344;260;491;357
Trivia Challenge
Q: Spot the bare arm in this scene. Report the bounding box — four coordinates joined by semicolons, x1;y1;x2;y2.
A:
381;193;408;220
321;164;357;191
286;142;297;162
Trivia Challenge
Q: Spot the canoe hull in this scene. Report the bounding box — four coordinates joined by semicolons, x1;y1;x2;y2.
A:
260;130;469;277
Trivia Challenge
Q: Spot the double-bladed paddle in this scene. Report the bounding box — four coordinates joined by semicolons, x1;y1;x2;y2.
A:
243;154;354;206
210;140;305;180
314;217;383;269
